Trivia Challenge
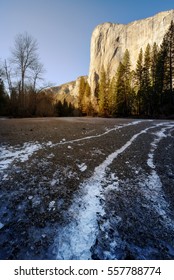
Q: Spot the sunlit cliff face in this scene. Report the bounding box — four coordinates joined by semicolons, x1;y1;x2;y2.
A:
88;10;174;95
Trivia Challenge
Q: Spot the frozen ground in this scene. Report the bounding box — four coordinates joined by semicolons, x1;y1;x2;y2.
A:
0;117;174;259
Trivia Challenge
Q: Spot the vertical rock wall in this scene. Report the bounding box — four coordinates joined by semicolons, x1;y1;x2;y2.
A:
88;10;174;96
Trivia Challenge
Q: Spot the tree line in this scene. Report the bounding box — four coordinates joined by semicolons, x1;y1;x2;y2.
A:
1;21;174;118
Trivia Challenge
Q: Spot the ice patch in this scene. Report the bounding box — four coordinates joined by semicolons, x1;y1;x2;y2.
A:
49;201;56;211
103;173;120;191
77;163;87;172
141;171;170;220
92;148;105;156
47;153;54;159
56;178;105;260
50;179;58;186
0;222;4;229
105;182;119;191
47;141;53;146
31;196;41;207
0;142;41;171
2;174;8;181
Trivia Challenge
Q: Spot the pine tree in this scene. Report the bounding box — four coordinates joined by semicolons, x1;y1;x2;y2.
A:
160;20;174;105
78;77;93;116
108;76;117;116
0;78;9;115
98;66;109;116
152;20;174;115
151;43;159;85
115;49;132;116
115;62;125;115
135;48;143;115
155;45;166;110
84;81;93;116
151;43;159;115
142;44;152;115
78;76;86;114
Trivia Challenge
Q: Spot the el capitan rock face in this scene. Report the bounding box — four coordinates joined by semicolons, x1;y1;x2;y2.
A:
88;10;174;96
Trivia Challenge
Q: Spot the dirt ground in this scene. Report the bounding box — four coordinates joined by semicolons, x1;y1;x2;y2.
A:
0;117;174;259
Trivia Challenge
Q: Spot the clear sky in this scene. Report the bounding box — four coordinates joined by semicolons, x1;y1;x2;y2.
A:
0;0;174;86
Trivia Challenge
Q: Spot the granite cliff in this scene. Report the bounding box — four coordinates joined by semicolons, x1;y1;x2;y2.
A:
88;10;174;96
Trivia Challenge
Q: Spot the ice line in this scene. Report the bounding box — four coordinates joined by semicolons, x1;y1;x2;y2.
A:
53;120;144;147
56;122;169;260
0;120;144;172
93;122;172;179
142;124;174;225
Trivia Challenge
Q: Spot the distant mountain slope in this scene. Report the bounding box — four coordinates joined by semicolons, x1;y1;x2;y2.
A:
45;76;88;107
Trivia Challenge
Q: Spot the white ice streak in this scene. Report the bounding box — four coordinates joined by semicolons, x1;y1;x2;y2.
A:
55;120;145;147
0;120;144;172
56;122;161;260
142;123;174;223
147;128;167;169
0;120;146;173
0;142;41;171
56;178;105;260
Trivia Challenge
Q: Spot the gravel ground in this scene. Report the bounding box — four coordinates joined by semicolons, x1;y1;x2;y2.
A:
0;117;174;260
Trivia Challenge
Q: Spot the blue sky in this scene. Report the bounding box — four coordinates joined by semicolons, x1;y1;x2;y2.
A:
0;0;174;86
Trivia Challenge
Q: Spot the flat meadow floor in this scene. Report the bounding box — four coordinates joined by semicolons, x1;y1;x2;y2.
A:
0;117;174;259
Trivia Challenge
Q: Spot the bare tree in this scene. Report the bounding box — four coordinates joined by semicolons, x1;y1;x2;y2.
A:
4;60;13;94
0;63;4;77
10;32;44;108
30;61;45;91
